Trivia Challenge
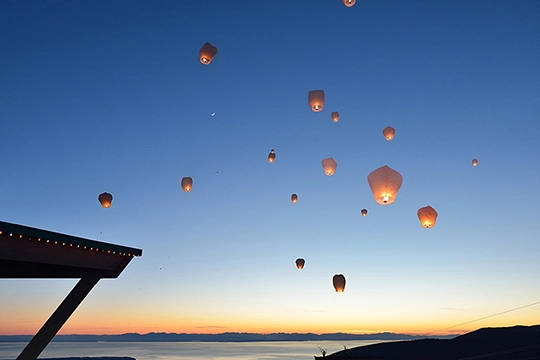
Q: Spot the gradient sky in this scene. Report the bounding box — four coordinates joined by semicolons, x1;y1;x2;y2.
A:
1;1;539;336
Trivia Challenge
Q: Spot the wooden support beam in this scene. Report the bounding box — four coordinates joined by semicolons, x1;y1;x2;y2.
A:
16;276;101;360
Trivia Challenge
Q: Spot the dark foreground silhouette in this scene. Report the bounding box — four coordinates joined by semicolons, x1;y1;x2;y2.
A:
320;325;540;360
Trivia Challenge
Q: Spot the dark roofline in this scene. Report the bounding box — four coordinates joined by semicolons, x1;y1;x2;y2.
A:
0;220;142;257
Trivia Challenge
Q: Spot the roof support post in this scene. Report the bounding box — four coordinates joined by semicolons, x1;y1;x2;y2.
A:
16;276;101;360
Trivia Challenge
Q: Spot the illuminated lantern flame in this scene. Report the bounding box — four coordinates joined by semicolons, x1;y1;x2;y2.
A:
199;42;218;65
181;177;193;192
472;159;478;166
268;149;276;163
308;90;325;112
331;111;339;123
98;192;113;208
367;165;403;205
382;126;395;141
342;0;356;7
333;274;346;292
321;157;337;176
361;208;368;217
417;205;438;228
295;258;305;269
291;194;298;203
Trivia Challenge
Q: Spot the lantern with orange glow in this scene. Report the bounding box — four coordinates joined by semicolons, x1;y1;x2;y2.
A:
361;208;368;217
367;165;403;205
268;149;276;163
382;126;395;140
331;111;339;123
321;157;337;176
98;192;113;208
308;90;325;112
333;274;346;292
199;42;218;65
342;0;356;7
181;177;193;192
417;205;438;228
291;194;298;203
296;258;305;269
472;159;478;166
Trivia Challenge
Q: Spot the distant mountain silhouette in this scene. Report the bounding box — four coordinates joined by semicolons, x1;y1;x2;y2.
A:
0;332;453;343
322;325;540;360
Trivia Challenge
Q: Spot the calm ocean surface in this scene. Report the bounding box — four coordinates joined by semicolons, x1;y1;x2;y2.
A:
0;340;393;360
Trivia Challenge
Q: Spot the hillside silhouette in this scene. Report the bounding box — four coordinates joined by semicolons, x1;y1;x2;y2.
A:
323;325;540;360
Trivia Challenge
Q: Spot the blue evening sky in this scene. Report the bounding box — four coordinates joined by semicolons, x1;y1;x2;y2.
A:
1;0;539;335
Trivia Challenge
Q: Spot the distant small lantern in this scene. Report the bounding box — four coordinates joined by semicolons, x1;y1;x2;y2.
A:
98;192;113;208
382;126;395;141
181;177;193;192
296;258;305;269
361;208;368;216
417;205;438;228
321;157;337;176
291;194;298;203
199;42;218;65
472;159;478;166
308;90;325;112
331;111;339;123
367;165;403;205
268;149;276;163
333;274;346;292
342;0;356;7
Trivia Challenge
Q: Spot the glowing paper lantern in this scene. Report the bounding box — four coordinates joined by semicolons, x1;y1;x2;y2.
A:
308;90;325;112
333;274;346;292
382;126;395;140
417;205;438;228
268;149;276;163
291;194;298;203
361;208;368;217
331;111;339;123
367;165;403;205
472;159;478;166
321;157;337;176
181;177;193;192
296;258;305;269
98;192;113;208
342;0;356;7
199;42;218;64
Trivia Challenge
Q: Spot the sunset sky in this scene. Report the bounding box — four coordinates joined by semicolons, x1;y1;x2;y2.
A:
1;1;539;336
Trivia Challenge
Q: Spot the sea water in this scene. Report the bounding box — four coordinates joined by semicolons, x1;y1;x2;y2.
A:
0;340;391;360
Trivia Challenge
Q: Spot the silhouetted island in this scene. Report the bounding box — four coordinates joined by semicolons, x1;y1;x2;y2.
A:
319;324;540;360
0;332;452;343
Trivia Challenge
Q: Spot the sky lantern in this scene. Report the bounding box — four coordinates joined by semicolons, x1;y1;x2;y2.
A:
181;177;193;192
382;126;395;140
472;158;478;166
331;111;339;123
291;194;298;203
417;205;438;228
321;157;337;176
308;90;325;112
268;149;276;163
367;165;403;205
342;0;356;7
98;192;113;208
333;274;346;292
361;208;368;217
295;258;305;269
199;42;218;64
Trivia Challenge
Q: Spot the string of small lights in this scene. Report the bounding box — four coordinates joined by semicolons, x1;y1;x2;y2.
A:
0;230;137;257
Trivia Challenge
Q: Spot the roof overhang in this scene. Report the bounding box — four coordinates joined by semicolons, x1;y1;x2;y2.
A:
0;220;143;360
0;220;142;278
